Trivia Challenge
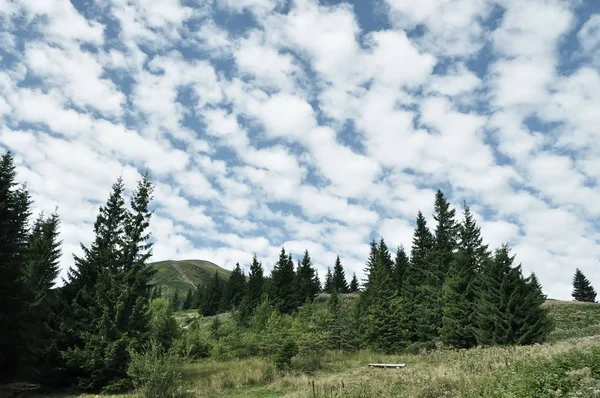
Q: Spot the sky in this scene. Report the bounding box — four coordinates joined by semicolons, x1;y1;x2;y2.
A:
1;0;599;300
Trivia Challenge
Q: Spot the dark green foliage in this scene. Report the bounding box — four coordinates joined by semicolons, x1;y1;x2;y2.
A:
393;246;409;290
432;190;459;283
60;174;156;391
474;245;551;346
148;298;179;352
332;255;349;293
171;288;181;311
403;211;436;342
275;339;299;370
271;248;297;314
246;254;265;312
220;262;246;311
21;212;62;379
0;152;31;376
323;267;333;293
440;205;487;349
294;250;320;304
201;271;223;317
349;272;359;292
572;268;597;303
182;288;193;310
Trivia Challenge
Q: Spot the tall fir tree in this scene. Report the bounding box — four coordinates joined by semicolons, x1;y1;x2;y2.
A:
572;268;597;302
349;273;359;292
0;152;32;376
432;190;459;284
403;211;436;342
324;267;333;293
201;270;223;316
171;288;181;311
271;248;297;314
61;173;156;391
332;255;349;293
182;288;194;310
221;262;247;311
246;254;265;311
294;250;320;304
21;212;62;379
393;246;410;291
440;204;488;349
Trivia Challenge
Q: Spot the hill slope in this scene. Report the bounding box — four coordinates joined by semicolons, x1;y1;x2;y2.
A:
151;259;231;296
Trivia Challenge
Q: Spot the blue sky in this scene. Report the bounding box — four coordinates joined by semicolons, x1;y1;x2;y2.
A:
1;0;599;300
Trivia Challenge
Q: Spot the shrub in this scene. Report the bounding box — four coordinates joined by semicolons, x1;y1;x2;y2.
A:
127;348;187;398
275;339;299;370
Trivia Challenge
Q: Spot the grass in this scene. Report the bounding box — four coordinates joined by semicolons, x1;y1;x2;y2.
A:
151;259;231;297
44;300;600;398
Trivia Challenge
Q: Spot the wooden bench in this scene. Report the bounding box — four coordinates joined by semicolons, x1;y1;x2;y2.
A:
368;363;406;369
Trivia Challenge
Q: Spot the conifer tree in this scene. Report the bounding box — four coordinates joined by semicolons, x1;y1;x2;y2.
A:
294;250;319;304
221;262;247;311
61;173;156;391
332;255;349;293
403;211;436;342
513;272;552;345
572;268;597;302
182;288;194;310
394;246;410;291
0;152;31;375
21;212;62;377
271;248;297;314
324;267;333;293
432;190;459;283
171;288;181;311
349;273;359;292
246;254;264;311
440;205;488;349
201;270;223;316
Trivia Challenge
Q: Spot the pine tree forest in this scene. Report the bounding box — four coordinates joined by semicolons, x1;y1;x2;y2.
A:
0;151;568;395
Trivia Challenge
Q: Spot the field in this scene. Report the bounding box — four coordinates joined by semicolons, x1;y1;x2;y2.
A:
43;300;600;398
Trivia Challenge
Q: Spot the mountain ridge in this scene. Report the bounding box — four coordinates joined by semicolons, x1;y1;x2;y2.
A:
150;259;231;296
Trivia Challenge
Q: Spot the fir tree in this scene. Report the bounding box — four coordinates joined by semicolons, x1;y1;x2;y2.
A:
246;254;265;312
332;255;349;293
403;211;436;342
393;246;410;291
171;288;181;311
349;273;359;292
182;288;194;310
324;267;333;293
432;190;459;283
294;250;319;304
514;273;552;345
201;270;223;317
21;212;62;378
0;152;31;375
271;248;297;314
572;268;597;303
221;262;247;311
440;205;488;349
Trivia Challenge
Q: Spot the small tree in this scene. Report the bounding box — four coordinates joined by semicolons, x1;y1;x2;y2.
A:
332;256;349;293
349;273;359;292
182;288;193;310
572;269;597;303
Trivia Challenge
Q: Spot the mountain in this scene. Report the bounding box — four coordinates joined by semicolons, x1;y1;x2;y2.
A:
150;259;231;296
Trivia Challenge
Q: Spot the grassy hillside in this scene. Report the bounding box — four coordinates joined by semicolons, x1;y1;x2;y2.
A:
151;259;231;296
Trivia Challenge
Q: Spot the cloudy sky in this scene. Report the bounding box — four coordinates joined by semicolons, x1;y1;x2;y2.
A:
1;0;599;300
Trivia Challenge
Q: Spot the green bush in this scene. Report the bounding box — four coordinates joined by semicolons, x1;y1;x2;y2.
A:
127;348;187;398
291;352;324;374
405;341;437;355
275;339;299;370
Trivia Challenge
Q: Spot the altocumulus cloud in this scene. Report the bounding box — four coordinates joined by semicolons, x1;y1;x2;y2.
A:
1;0;599;300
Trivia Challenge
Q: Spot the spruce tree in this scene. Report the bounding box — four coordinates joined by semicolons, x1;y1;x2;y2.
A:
349;273;359;292
513;273;552;345
294;250;319;304
403;211;436;342
201;270;223;316
440;205;488;349
271;248;297;314
171;288;181;311
324;267;333;293
332;255;349;293
394;246;410;291
572;269;597;302
246;254;264;311
432;190;459;283
61;173;156;391
182;288;194;310
21;212;62;378
221;262;247;311
0;152;31;376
